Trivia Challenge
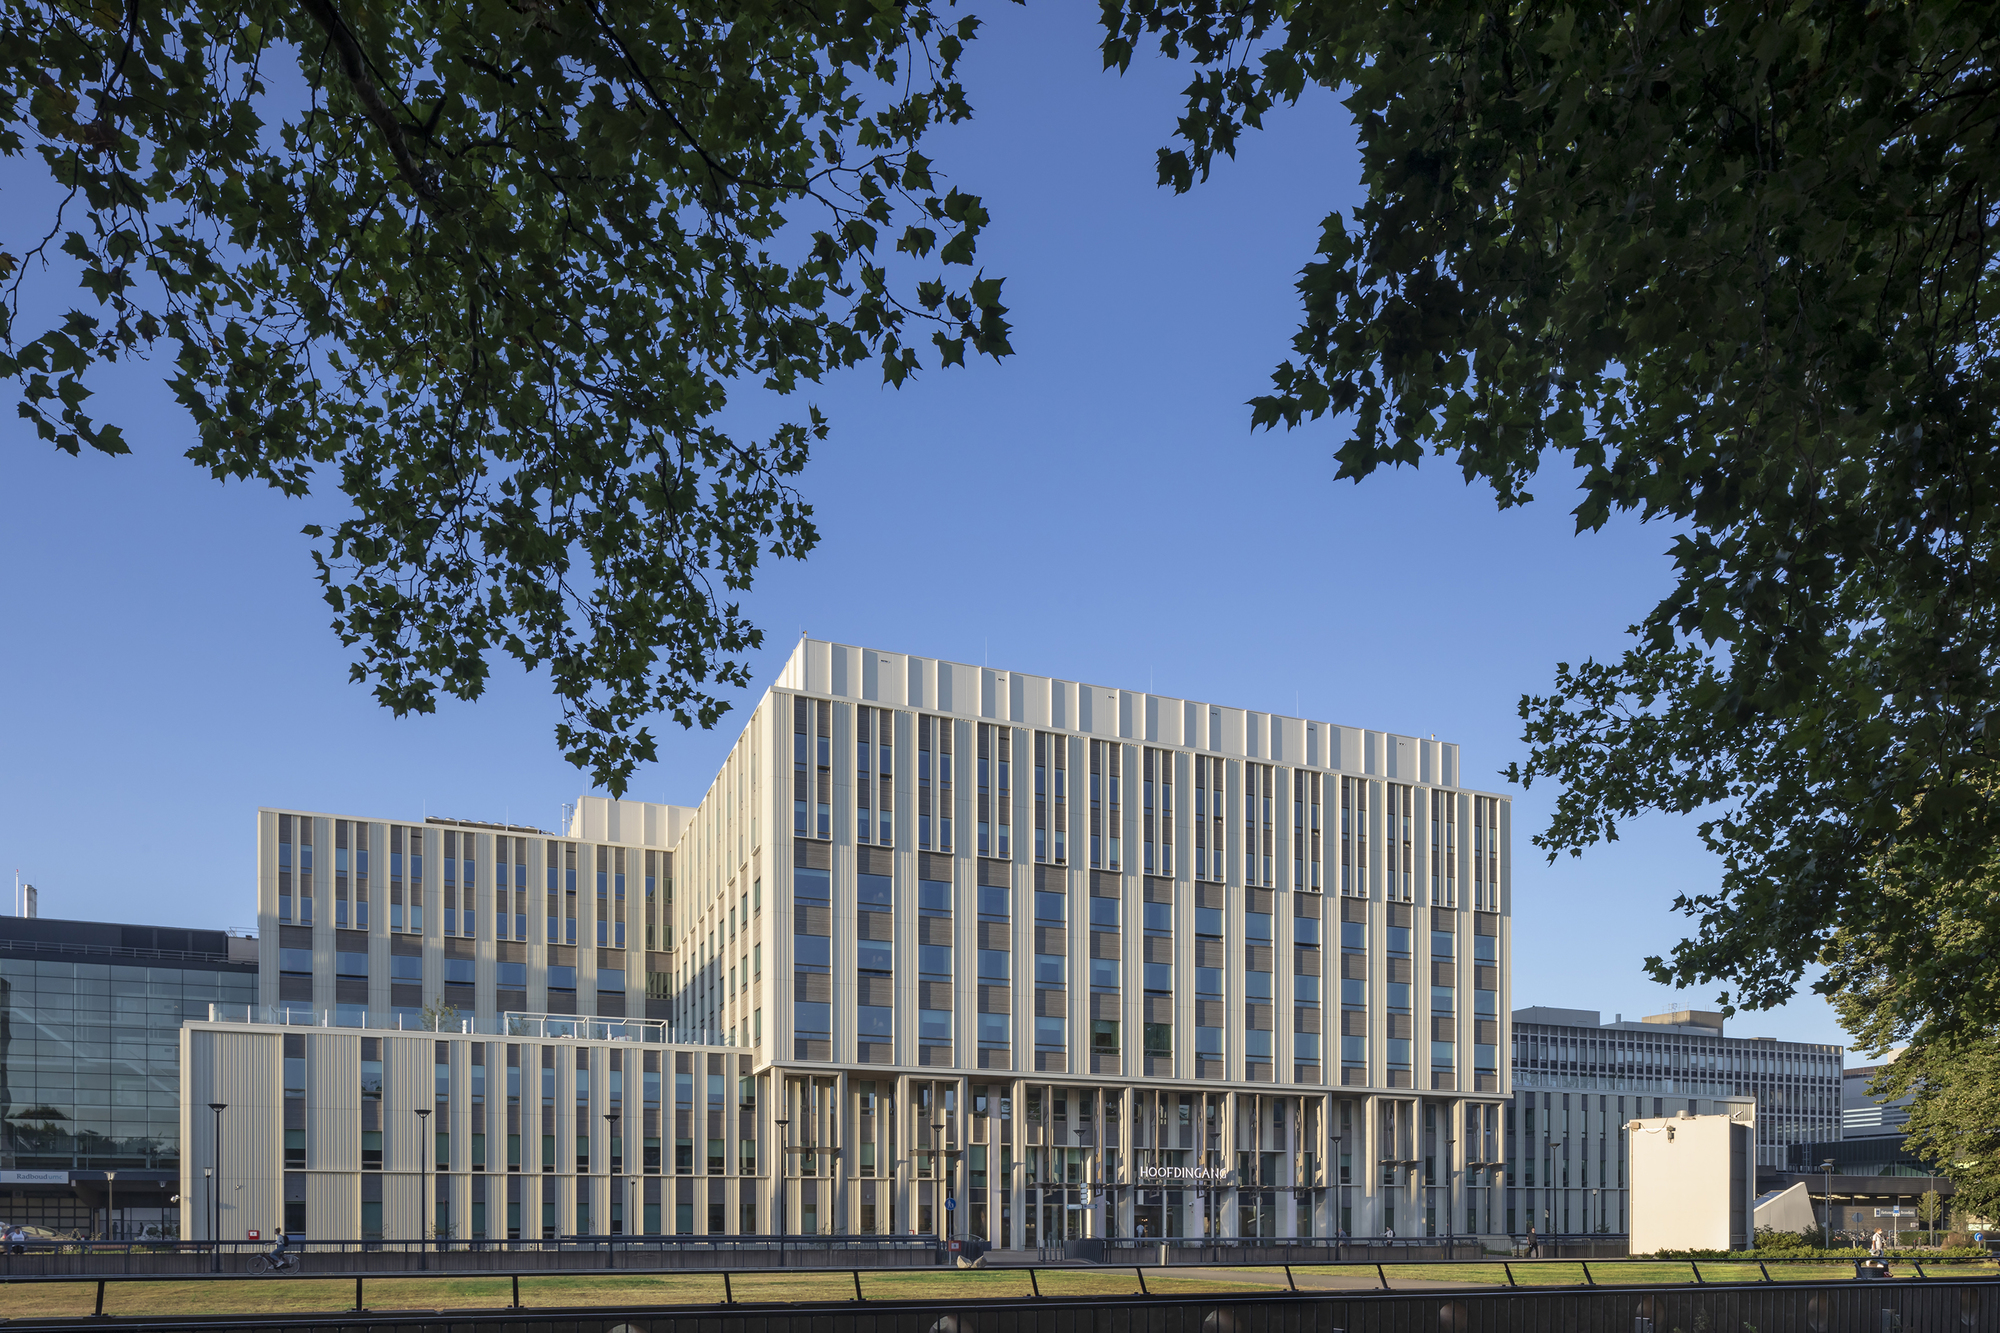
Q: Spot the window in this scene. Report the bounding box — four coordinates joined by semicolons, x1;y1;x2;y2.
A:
1384;783;1415;901
1196;967;1223;995
1090;898;1119;928
1194;756;1227;880
919;945;952;977
858;1005;893;1036
1035;954;1066;986
1144;1023;1172;1054
857;707;895;845
279;948;312;975
1296;917;1321;946
496;961;527;989
1295;1033;1321;1061
1091;1019;1119;1053
1472;796;1499;910
1089;740;1121;869
1143;747;1173;876
1035;1016;1066;1049
337;952;368;979
391;955;423;982
1295;769;1323;889
919;1010;952;1042
1195;907;1223;937
979;1013;1011;1046
445;958;475;985
978;950;1010;980
1035;891;1066;923
1089;958;1118;989
1341;777;1368;895
1143;901;1171;933
858;872;892;908
1295;975;1320;1004
547;966;577;992
918;714;954;851
1245;761;1274;884
1035;732;1066;863
1196;1027;1223;1055
1144;962;1172;993
858;941;893;973
978;722;1011;857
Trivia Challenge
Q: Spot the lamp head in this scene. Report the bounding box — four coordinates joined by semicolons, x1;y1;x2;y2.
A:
208;1103;227;1112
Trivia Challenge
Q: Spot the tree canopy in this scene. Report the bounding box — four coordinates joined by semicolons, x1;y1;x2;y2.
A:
1;0;1009;793
1104;1;2000;1045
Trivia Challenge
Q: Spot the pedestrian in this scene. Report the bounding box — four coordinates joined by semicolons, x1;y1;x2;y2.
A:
1525;1224;1539;1258
5;1223;25;1255
1870;1228;1885;1256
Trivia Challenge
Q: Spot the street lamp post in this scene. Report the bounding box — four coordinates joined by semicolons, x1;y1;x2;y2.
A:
774;1116;790;1265
1820;1159;1837;1243
604;1112;621;1269
1444;1137;1456;1238
207;1102;227;1272
104;1171;118;1243
414;1108;432;1270
1541;1136;1565;1244
932;1121;950;1243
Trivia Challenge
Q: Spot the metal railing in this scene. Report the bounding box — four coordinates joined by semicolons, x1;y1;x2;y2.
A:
202;1004;738;1044
0;936;238;966
3;1253;1997;1326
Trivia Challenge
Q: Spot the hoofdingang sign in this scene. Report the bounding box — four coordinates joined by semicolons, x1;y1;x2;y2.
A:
1137;1164;1232;1183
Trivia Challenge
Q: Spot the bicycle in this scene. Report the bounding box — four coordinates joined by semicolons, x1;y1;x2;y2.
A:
247;1251;301;1276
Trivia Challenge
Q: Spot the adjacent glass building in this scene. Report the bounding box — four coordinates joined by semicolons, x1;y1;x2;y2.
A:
1505;1004;1842;1235
1;915;257;1237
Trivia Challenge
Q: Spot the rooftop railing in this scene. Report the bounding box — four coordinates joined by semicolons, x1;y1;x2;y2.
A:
204;1003;737;1044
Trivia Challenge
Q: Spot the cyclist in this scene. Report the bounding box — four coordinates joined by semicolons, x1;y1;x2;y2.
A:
266;1226;292;1270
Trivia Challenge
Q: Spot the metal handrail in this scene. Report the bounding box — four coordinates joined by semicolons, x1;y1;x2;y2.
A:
5;1251;1999;1320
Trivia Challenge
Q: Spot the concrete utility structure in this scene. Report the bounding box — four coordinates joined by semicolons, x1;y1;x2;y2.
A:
1628;1109;1756;1254
1;914;257;1237
1752;1181;1819;1234
219;638;1516;1246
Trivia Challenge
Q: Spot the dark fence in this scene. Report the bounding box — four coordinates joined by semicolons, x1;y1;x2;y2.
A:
0;1235;941;1278
1096;1239;1487;1265
0;1272;1995;1332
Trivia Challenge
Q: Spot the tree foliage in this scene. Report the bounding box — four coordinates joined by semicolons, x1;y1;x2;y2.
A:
2;1;1008;792
1103;1;2000;1038
1862;1035;2000;1225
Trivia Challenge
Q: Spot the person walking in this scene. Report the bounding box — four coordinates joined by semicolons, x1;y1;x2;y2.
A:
1870;1228;1886;1256
1525;1224;1539;1258
5;1223;25;1255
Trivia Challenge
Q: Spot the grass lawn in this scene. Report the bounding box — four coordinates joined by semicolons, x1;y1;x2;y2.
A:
0;1268;1269;1321
5;1257;1994;1321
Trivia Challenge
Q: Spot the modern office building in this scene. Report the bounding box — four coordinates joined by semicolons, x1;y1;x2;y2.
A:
1839;1052;1912;1140
1;914;258;1237
212;638;1516;1245
1505;1004;1840;1235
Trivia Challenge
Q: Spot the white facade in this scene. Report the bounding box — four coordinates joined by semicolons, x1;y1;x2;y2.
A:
247;638;1516;1243
1628;1111;1756;1254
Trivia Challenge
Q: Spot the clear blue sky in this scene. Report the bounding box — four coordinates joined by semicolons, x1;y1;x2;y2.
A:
0;7;1856;1055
